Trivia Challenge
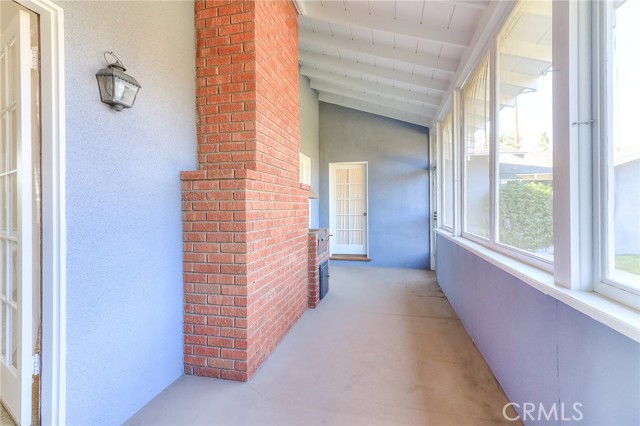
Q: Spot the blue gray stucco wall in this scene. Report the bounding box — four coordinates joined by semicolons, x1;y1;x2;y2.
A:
61;1;196;424
436;234;640;426
299;76;320;228
319;103;430;268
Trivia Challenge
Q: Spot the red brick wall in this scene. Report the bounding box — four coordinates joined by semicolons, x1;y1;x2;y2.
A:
184;0;306;381
247;0;306;378
194;0;257;170
308;231;330;308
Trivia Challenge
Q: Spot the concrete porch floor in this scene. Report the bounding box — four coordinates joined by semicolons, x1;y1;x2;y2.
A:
125;266;518;426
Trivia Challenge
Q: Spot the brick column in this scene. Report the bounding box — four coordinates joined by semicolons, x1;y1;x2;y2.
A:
183;0;307;381
307;231;330;308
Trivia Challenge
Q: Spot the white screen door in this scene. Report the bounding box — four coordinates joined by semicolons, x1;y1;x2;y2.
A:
329;162;368;255
1;9;34;424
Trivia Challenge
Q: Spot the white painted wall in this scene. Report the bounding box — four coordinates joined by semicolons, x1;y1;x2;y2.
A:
299;75;320;228
58;1;196;424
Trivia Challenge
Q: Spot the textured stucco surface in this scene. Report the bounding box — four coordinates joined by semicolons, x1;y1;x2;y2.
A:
60;1;196;424
299;75;320;228
436;234;640;426
319;103;430;268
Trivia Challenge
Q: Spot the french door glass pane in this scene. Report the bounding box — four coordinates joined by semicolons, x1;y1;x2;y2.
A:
496;0;554;260
9;40;17;105
10;173;17;236
0;50;5;115
1;304;6;359
0;113;5;172
10;241;17;302
10;306;17;367
1;243;5;295
1;176;6;232
609;0;640;286
10;107;17;170
463;54;491;238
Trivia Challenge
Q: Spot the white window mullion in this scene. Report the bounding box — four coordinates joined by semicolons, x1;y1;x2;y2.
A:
435;122;443;229
552;0;592;291
489;41;498;246
453;90;462;237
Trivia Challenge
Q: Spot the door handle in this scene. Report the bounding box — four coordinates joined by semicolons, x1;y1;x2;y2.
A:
363;212;367;217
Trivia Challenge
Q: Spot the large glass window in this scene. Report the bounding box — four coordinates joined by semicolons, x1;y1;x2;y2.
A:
604;0;640;291
441;112;454;229
436;0;638;310
463;54;491;239
496;0;553;261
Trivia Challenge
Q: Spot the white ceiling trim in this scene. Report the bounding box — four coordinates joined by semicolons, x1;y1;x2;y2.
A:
299;30;459;74
299;56;450;93
292;0;305;15
319;92;431;127
303;2;473;48
310;80;436;116
453;0;491;10
301;67;442;106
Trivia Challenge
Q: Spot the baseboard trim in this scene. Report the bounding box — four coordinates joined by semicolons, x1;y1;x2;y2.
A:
330;254;371;262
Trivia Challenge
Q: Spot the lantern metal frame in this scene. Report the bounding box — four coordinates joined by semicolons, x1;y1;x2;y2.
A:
95;51;141;111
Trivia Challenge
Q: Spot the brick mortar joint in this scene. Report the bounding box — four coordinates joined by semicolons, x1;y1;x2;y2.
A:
181;170;309;186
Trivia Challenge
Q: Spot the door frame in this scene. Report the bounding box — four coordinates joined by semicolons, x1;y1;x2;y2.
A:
328;161;369;257
11;1;66;425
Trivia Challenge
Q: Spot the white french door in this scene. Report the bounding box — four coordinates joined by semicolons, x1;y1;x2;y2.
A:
1;8;35;424
329;162;368;255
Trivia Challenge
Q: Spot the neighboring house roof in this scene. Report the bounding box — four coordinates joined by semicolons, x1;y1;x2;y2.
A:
499;151;552;180
500;163;552;180
614;145;640;167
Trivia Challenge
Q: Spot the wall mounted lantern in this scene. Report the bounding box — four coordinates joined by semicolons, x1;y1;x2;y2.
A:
96;51;141;111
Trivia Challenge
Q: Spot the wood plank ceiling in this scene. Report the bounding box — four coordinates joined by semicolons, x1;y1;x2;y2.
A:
295;0;491;128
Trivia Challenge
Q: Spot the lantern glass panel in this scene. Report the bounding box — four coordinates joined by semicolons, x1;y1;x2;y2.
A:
97;73;114;103
113;77;139;107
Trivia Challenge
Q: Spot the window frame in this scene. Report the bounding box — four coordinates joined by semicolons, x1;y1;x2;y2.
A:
436;0;639;310
592;0;640;309
493;8;556;267
457;30;556;273
460;50;493;244
299;153;311;186
438;112;454;232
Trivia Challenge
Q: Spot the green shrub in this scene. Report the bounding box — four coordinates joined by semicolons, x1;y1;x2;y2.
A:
499;180;553;251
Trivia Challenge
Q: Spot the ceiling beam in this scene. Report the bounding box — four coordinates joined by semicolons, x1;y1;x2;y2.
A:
299;54;450;93
453;0;490;10
309;80;436;116
318;92;431;127
303;3;473;48
300;62;444;106
499;70;538;91
299;30;459;74
500;40;552;64
520;2;552;18
296;0;490;14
